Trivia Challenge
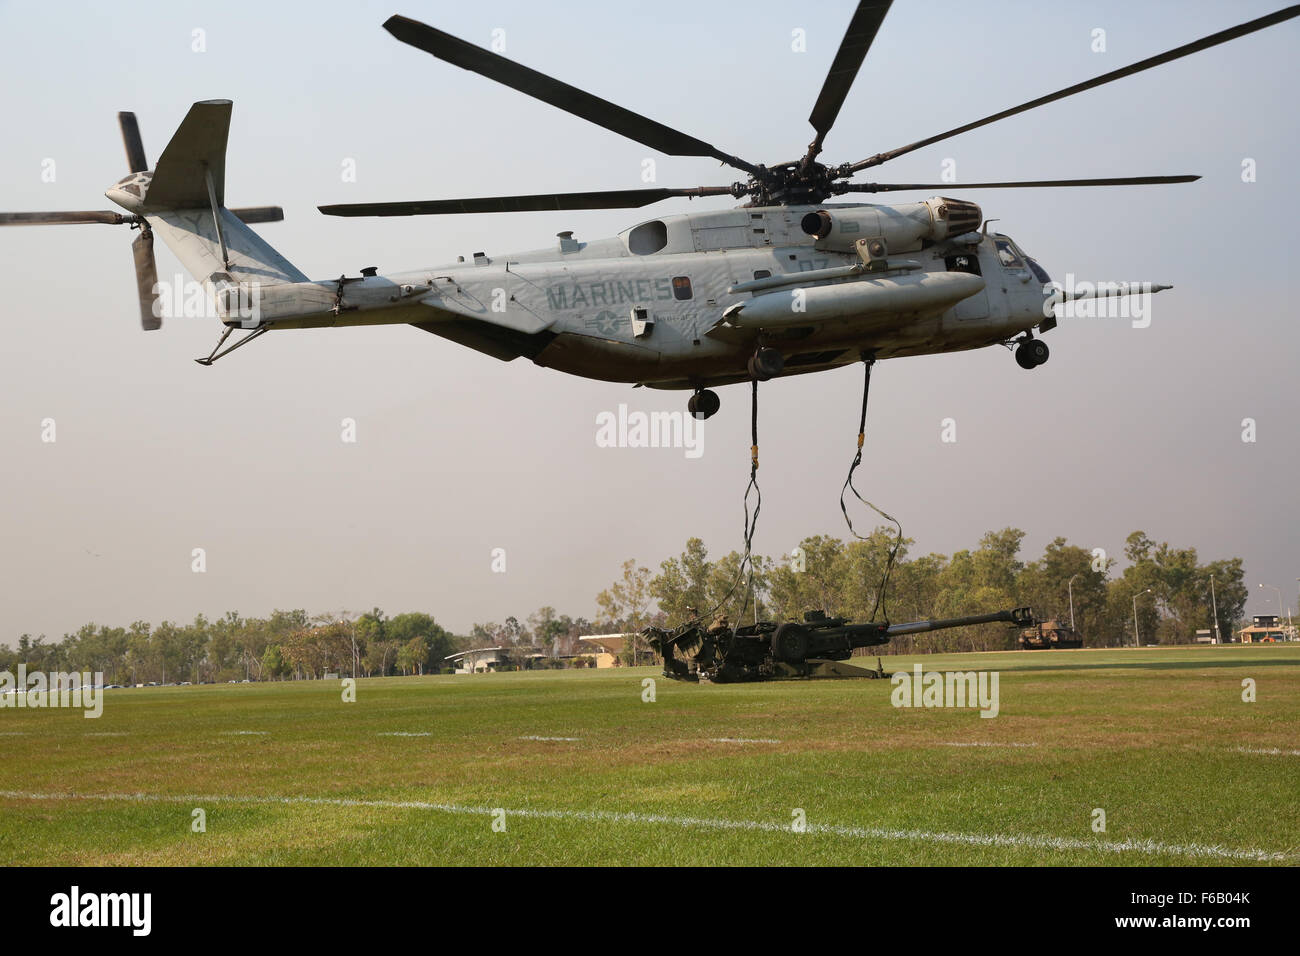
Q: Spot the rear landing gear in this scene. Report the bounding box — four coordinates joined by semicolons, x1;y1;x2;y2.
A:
1015;337;1049;369
688;388;720;420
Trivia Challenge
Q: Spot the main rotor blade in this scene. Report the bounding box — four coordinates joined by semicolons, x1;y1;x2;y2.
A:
382;15;761;176
804;0;893;166
842;175;1200;192
118;111;149;173
846;4;1300;173
230;206;285;224
132;231;161;331
319;186;736;217
0;210;131;225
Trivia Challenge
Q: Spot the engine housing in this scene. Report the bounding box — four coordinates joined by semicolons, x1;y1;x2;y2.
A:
801;197;982;254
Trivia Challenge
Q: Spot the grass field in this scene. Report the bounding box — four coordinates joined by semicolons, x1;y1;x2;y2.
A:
1;645;1297;866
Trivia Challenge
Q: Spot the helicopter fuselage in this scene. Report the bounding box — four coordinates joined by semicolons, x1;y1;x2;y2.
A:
236;199;1049;391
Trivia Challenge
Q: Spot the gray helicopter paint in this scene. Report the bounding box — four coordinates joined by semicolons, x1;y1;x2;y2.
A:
199;205;1042;386
101;120;1044;379
123;157;1043;384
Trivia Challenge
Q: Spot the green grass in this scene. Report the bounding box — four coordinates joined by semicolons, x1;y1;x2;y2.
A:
1;644;1297;865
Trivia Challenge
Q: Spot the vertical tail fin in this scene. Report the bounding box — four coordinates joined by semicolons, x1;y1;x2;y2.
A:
139;100;306;287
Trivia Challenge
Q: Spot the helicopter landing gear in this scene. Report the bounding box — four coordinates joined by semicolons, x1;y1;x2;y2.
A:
688;388;720;420
748;346;784;381
1015;337;1049;370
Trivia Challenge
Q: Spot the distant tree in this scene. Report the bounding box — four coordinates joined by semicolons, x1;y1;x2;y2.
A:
1016;537;1110;642
596;559;655;663
767;535;848;621
651;537;713;624
355;608;387;648
527;606;566;651
499;615;525;646
364;639;396;677
261;644;288;680
388;612;456;666
396;636;429;675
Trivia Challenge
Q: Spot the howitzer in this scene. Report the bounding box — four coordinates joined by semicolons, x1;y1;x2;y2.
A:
644;607;1035;683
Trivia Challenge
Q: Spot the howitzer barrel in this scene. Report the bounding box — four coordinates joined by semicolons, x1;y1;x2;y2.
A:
837;622;892;648
885;607;1033;637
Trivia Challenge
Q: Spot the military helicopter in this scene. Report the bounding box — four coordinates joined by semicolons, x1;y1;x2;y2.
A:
2;4;1296;420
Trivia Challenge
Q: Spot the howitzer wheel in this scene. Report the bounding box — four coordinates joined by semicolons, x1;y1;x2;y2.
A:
771;622;810;662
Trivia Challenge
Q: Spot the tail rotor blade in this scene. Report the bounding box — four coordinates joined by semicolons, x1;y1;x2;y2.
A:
0;210;129;225
132;231;161;331
118;111;149;173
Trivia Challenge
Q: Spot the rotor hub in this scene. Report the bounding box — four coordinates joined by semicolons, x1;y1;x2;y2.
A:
746;161;841;207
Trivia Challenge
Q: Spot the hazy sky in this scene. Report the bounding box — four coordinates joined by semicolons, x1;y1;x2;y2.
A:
1;0;1296;643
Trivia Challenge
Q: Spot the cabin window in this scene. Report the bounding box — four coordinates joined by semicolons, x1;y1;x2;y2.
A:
945;253;981;276
753;270;771;280
627;220;668;255
672;276;693;300
994;238;1025;270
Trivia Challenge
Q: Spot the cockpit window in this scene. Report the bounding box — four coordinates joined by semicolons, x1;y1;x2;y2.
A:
995;238;1025;270
627;220;668;255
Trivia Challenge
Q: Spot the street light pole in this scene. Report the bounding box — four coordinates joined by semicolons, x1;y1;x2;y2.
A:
1132;588;1152;647
1210;574;1221;644
1259;583;1284;621
1068;573;1080;632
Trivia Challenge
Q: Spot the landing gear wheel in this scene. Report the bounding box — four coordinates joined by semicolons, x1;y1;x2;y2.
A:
748;347;784;381
1016;339;1049;369
771;623;809;663
688;388;720;420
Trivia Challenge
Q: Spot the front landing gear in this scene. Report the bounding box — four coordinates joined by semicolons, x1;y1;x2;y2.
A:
688;388;720;420
1015;337;1049;370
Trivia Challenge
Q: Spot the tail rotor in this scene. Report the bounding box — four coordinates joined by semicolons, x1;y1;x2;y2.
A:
0;111;166;330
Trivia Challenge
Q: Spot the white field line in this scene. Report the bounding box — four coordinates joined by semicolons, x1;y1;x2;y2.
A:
378;732;433;737
710;738;780;744
940;742;1039;748
1234;746;1300;757
219;731;268;736
518;735;580;742
0;789;1288;862
83;732;130;737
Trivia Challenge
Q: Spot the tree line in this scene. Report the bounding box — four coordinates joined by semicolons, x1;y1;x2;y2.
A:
1;527;1251;680
595;528;1250;655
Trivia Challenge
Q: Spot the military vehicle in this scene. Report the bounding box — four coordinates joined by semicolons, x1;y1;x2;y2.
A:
2;5;1296;416
1017;619;1084;650
645;606;1034;683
